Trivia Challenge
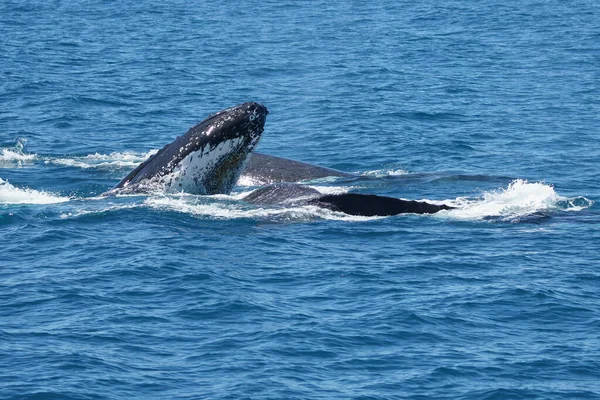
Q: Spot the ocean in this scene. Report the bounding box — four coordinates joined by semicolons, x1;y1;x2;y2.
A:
1;1;599;399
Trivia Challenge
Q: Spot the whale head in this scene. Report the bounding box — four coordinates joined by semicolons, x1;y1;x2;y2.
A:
112;102;268;195
185;102;269;194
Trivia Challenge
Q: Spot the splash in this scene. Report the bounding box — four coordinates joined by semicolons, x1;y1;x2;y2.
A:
0;139;36;167
143;194;377;222
307;185;351;195
141;180;593;223
0;178;70;204
58;203;140;219
47;150;157;170
438;180;593;221
362;168;408;177
1;140;155;171
236;174;268;187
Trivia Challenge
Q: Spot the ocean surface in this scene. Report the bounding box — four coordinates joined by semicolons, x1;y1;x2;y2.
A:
1;1;599;399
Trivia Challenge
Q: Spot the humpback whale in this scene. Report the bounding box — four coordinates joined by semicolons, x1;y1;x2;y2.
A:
243;183;453;216
241;153;354;185
111;102;452;216
239;149;453;216
110;102;268;195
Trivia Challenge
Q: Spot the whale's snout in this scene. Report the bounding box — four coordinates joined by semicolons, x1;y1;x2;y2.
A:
238;102;268;134
241;102;269;123
244;102;268;116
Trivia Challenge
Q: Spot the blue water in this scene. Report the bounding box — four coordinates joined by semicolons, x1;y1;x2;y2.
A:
1;1;600;399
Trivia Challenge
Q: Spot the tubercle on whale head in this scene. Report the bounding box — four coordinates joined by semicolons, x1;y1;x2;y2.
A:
205;102;268;126
200;102;268;145
240;101;269;117
238;102;268;140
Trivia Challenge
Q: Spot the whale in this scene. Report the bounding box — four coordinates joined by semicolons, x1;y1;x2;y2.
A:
110;102;452;216
109;102;268;195
241;152;355;185
243;183;453;216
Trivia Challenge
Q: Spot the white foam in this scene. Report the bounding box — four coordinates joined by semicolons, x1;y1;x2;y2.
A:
237;174;352;187
47;150;157;169
0;149;36;163
0;178;70;204
143;195;380;222
144;180;594;223
0;139;36;167
308;185;352;195
363;168;408;177
236;174;270;187
144;195;296;219
216;190;256;200
58;203;140;219
1;141;157;170
435;179;593;221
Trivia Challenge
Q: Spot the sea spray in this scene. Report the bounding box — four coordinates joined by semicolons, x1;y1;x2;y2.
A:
47;150;158;170
0;178;70;204
438;180;591;221
0;139;36;167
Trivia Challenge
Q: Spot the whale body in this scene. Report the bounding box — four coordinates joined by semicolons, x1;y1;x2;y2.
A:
243;183;453;216
241;153;354;185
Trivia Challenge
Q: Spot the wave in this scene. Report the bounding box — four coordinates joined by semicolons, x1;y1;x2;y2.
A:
58;203;141;219
46;150;157;170
0;140;592;222
0;142;404;181
0;139;155;171
436;180;593;222
51;180;596;223
0;178;70;204
2;179;591;222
